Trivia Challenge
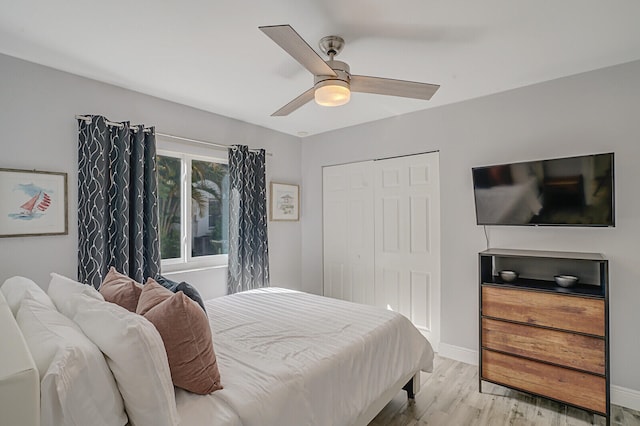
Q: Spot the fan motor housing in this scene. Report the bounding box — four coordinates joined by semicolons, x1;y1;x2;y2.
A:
319;35;345;57
314;60;351;87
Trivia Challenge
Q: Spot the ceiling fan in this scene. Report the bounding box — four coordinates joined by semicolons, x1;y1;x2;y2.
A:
259;24;440;116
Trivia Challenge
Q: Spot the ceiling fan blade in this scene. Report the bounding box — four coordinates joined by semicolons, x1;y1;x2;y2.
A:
271;87;315;116
259;25;337;78
351;75;440;100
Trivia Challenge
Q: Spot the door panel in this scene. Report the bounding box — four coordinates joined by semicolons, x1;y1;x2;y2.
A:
410;270;431;331
323;161;374;304
326;262;344;300
410;196;430;253
381;268;400;311
374;153;440;349
382;197;401;252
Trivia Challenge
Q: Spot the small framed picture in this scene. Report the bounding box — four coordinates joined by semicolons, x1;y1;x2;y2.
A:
0;168;68;237
270;182;299;221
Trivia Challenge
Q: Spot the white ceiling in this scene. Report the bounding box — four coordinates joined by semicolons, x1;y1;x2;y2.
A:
2;1;640;137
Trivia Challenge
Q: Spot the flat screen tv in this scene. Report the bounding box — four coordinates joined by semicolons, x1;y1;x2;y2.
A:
472;153;614;226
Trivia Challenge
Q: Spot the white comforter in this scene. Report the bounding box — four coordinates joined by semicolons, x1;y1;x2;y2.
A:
174;288;433;426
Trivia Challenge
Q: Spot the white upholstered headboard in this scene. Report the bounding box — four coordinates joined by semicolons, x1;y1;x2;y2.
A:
0;291;40;426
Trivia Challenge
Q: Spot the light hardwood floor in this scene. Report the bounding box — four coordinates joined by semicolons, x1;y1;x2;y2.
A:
369;356;640;426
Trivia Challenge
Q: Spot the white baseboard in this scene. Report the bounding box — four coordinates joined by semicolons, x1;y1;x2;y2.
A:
612;385;640;412
437;342;478;366
436;343;640;411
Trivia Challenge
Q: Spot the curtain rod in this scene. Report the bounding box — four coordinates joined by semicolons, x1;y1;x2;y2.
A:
76;115;141;130
156;132;272;156
75;115;272;156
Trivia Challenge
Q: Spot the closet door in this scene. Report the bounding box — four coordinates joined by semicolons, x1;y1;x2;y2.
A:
322;161;375;305
373;152;441;348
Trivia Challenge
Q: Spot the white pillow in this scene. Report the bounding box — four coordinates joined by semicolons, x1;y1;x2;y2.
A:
47;272;103;317
71;293;180;426
16;298;127;426
1;276;55;316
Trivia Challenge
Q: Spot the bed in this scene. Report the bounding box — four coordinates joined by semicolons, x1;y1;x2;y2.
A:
0;278;433;426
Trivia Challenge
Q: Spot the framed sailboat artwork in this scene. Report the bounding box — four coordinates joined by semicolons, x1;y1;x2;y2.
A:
0;168;68;237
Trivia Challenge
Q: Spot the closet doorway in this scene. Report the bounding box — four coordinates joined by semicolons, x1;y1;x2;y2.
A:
322;152;441;349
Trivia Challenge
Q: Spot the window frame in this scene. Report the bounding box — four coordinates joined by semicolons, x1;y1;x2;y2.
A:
158;149;229;272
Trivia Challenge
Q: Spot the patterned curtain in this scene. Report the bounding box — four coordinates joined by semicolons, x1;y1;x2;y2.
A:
227;145;269;294
77;115;160;288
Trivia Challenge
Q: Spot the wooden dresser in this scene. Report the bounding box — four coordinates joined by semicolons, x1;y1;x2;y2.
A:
479;249;609;423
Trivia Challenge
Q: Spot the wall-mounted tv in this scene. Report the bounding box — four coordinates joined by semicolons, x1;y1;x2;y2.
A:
472;153;615;226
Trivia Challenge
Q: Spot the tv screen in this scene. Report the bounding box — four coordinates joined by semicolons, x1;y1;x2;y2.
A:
472;153;614;226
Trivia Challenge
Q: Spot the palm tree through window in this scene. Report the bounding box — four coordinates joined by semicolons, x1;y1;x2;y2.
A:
158;154;229;262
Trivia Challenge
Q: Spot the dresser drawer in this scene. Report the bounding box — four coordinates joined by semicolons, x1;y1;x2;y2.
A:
482;286;605;336
482;318;605;375
482;349;606;414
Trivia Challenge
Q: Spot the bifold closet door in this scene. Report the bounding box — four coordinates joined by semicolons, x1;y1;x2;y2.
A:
322;161;375;305
322;152;440;348
373;153;440;348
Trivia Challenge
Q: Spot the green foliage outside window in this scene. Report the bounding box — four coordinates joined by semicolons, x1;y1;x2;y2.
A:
158;155;229;261
158;156;181;260
191;160;229;257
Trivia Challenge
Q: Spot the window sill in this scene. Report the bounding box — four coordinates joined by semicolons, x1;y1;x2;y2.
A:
161;264;228;274
161;257;228;274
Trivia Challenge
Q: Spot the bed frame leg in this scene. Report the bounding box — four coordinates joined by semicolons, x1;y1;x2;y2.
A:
403;373;420;400
403;379;415;399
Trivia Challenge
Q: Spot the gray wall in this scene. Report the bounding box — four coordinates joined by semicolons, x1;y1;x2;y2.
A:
301;60;640;391
0;53;302;292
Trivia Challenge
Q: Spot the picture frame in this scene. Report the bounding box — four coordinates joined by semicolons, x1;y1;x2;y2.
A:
0;168;68;237
270;182;299;221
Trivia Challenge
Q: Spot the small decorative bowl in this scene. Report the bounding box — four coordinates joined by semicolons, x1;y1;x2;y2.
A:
554;274;579;288
499;270;519;283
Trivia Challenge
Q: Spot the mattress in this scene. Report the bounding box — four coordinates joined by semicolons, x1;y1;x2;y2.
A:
175;288;433;426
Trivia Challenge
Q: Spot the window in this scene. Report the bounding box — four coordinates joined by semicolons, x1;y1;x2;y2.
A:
158;152;229;270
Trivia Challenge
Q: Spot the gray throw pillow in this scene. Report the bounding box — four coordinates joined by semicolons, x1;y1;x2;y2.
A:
155;275;206;312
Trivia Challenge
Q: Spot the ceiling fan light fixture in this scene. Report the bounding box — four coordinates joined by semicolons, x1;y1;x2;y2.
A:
314;79;350;107
259;25;439;116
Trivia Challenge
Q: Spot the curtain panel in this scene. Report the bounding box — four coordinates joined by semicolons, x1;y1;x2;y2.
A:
77;115;160;288
227;145;269;294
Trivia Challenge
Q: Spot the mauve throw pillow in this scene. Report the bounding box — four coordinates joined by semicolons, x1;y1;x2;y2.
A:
144;292;222;394
99;267;143;312
137;279;174;316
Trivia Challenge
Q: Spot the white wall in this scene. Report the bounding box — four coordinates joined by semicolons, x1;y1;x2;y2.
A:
162;266;228;301
0;53;302;293
301;60;640;392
